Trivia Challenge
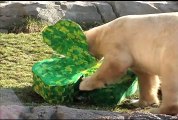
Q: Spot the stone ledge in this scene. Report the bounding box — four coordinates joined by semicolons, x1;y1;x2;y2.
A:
0;105;177;119
1;1;178;33
0;88;177;119
0;88;22;105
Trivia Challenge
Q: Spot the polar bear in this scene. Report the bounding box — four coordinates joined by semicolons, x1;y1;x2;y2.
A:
79;12;178;115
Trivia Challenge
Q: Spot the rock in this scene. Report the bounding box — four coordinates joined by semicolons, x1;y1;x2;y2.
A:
1;1;55;5
107;1;162;17
62;1;103;25
0;3;26;17
22;2;64;24
0;105;126;119
107;1;178;17
0;29;8;33
0;88;22;105
153;1;178;12
0;89;171;120
0;16;22;29
0;103;177;119
128;111;178;120
1;1;178;33
23;3;46;17
128;112;162;120
0;105;29;119
54;105;125;119
0;88;29;119
35;4;64;24
92;2;117;23
27;106;57;119
19;105;125;119
156;114;178;120
0;2;63;24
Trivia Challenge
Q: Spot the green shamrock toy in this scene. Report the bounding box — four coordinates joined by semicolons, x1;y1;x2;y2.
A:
32;19;138;105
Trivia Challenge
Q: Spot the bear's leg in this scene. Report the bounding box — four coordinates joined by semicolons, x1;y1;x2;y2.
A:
79;54;131;91
150;71;178;115
134;71;160;107
150;51;178;115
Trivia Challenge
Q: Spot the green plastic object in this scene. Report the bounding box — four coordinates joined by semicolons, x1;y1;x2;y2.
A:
32;19;138;105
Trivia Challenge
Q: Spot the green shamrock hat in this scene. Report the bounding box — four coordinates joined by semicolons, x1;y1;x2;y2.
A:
32;19;138;105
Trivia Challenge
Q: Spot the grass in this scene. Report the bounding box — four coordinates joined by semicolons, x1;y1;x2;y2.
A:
0;32;54;104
